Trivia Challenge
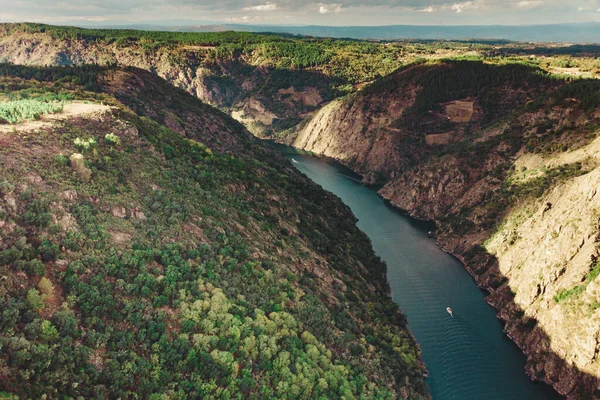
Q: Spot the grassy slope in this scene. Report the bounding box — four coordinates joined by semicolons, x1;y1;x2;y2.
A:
0;66;429;399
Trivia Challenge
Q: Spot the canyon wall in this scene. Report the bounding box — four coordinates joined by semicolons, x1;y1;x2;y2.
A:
292;60;600;399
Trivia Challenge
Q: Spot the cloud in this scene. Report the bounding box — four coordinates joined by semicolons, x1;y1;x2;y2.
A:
242;3;277;11
516;0;543;9
318;3;342;14
450;1;479;13
1;0;599;26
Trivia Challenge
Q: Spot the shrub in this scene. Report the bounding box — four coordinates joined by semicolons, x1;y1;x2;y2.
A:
554;285;585;302
26;289;45;311
105;133;121;146
55;153;69;166
555;260;600;302
70;153;92;181
39;320;59;342
73;137;97;152
38;277;55;297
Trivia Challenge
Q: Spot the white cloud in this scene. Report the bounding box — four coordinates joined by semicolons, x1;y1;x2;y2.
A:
242;3;277;12
450;1;479;13
318;3;342;14
516;0;543;9
417;6;435;12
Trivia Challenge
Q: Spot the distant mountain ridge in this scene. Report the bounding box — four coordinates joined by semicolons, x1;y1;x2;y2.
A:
40;21;600;43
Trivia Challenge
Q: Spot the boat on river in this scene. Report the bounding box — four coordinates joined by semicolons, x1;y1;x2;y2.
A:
446;307;453;317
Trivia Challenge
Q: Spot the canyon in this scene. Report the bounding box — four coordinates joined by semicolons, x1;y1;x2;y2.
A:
1;23;600;398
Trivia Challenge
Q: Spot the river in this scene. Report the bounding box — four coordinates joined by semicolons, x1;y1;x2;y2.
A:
280;148;562;400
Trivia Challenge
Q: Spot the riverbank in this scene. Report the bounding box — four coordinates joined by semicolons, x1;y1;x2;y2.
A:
281;146;563;399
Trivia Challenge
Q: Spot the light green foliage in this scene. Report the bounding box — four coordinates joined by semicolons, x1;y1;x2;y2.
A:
38;320;59;342
179;283;366;398
55;153;69;166
37;277;55;297
26;289;45;311
104;132;121;146
73;137;97;151
0;99;63;124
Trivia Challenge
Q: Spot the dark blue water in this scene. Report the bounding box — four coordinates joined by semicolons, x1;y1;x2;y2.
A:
282;149;562;400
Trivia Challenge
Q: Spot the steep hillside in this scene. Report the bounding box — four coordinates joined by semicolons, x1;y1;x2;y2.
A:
0;23;414;138
290;60;561;183
1;23;548;140
289;60;600;399
0;65;429;399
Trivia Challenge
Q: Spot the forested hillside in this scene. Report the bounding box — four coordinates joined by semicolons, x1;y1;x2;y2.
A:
0;64;429;399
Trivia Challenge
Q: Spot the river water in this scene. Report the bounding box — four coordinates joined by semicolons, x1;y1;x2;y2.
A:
281;148;562;400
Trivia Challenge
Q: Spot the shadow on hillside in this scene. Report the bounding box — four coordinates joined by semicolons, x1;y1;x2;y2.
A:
465;248;600;399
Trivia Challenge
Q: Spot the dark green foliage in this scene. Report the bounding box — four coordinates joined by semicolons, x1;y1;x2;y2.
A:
550;79;600;113
258;42;332;68
0;23;409;85
408;60;552;117
0;62;104;91
3;23;289;46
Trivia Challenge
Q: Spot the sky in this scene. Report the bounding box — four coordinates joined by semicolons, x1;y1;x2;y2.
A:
1;0;600;26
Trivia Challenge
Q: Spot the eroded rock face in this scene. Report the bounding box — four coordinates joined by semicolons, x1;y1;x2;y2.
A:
483;169;600;380
425;132;453;146
292;79;419;184
388;144;600;398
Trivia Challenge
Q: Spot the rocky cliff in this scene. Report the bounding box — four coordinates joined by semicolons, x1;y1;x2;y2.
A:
291;60;600;398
